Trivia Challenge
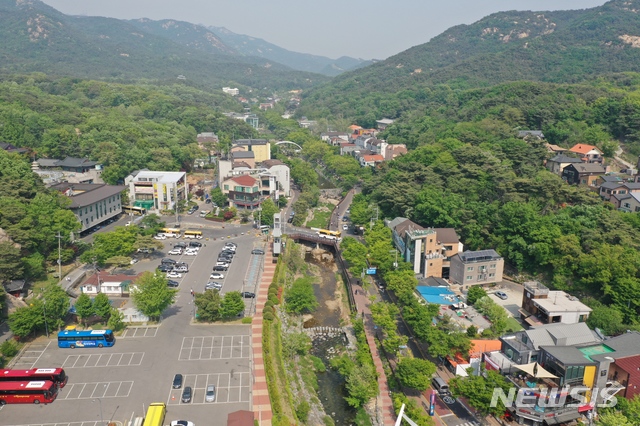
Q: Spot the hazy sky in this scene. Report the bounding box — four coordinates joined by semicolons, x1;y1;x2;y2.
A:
41;0;608;60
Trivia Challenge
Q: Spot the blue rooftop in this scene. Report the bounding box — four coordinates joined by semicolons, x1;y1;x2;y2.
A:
416;286;459;305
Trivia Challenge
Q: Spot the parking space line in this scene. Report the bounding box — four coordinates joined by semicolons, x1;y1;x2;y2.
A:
13;422;103;426
179;335;250;360
63;353;144;368
26;341;51;368
59;381;133;400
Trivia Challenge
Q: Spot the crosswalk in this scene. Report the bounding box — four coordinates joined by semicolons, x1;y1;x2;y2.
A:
454;422;479;426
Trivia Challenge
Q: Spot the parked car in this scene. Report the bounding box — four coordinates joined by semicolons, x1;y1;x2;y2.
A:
205;384;216;402
215;261;230;268
199;211;208;218
125;221;132;227
205;198;211;204
184;250;198;256
130;258;139;265
167;280;179;287
213;265;228;272
181;386;192;403
342;224;349;231
174;242;187;249
168;248;183;255
174;266;188;273
495;291;508;300
189;241;203;248
220;249;235;256
205;282;223;290
154;234;166;240
172;374;183;389
167;272;183;279
224;242;237;248
161;258;177;265
158;264;173;273
251;249;265;255
210;272;224;279
242;292;255;298
171;421;195;426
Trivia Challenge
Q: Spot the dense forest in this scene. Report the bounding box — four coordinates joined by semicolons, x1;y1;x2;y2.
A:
0;73;257;183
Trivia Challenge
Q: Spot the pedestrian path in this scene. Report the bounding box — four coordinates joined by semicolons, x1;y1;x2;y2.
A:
251;249;276;426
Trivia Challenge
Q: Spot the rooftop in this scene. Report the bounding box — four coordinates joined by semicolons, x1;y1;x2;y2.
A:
569;143;602;155
549;154;582;163
434;228;460;244
228;175;258;187
541;345;597;365
567;163;606;174
50;183;126;208
458;249;501;263
533;291;592;314
132;170;186;184
232;151;255;159
233;139;268;146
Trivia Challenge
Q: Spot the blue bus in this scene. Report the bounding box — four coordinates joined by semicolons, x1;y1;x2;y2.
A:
57;329;115;349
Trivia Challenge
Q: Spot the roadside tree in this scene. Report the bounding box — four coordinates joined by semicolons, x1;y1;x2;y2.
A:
220;291;245;319
93;293;112;320
8;305;42;338
74;293;94;325
396;357;437;391
195;289;222;322
131;272;177;321
466;286;487;305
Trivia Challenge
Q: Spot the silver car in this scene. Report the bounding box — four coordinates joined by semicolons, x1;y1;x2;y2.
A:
205;384;216;402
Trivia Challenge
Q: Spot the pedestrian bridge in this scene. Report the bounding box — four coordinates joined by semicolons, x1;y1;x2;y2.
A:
287;232;338;249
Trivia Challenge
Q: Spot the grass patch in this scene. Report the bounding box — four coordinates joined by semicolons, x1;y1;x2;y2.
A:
505;317;524;332
307;205;333;229
355;407;373;426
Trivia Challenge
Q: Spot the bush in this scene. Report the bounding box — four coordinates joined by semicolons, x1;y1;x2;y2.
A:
0;340;19;357
268;294;279;305
263;312;274;321
295;401;310;423
241;317;252;324
264;305;274;316
310;355;326;372
323;415;335;426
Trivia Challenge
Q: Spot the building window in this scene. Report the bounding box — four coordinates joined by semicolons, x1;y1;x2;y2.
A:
466;275;473;281
579;314;588;323
224;185;229;190
467;266;474;271
490;264;496;269
489;273;495;277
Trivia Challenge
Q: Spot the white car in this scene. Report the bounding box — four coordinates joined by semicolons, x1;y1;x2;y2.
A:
154;234;166;240
210;272;224;279
171;421;195;426
342;224;348;231
215;261;230;268
168;248;183;255
184;250;198;256
125;221;132;227
166;272;183;278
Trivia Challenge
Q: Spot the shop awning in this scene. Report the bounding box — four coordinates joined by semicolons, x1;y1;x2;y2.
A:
513;362;558;378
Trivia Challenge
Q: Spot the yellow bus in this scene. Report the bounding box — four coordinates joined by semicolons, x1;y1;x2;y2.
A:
142;402;166;426
317;229;341;239
123;206;147;216
160;228;181;238
183;230;203;239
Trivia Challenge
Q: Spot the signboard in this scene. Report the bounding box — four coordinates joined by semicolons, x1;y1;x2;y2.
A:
366;268;377;275
429;391;436;416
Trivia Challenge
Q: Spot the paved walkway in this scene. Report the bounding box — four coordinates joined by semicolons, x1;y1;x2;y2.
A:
353;283;397;426
252;250;276;426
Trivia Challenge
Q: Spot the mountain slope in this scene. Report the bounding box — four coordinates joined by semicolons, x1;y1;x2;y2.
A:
0;0;327;91
208;26;372;76
299;0;640;120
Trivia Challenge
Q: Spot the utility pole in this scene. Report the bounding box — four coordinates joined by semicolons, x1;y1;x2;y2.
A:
55;231;62;280
41;288;49;338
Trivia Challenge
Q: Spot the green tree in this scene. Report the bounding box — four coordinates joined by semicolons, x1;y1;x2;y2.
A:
74;293;94;325
345;364;378;407
283;332;312;357
395;357;437;391
466;286;488;305
596;412;634;426
42;285;71;330
93;293;112;320
0;242;24;282
131;272;177;320
259;198;279;227
450;367;513;417
210;187;228;207
107;307;125;331
285;277;318;314
195;289;222;322
8;306;42;338
220;291;245;319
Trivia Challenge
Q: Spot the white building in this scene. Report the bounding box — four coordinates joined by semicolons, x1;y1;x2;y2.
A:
125;170;188;213
222;87;239;96
218;159;290;200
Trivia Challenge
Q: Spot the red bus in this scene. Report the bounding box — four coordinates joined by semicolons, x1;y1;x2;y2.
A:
0;380;58;405
0;368;67;388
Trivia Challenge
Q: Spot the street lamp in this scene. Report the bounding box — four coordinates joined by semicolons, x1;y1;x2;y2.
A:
92;398;104;425
41;288;49;338
389;249;398;269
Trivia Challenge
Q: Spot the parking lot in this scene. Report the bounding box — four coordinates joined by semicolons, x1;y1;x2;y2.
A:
2;225;261;426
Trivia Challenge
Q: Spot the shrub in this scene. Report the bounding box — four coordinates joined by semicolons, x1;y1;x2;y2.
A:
310;355;326;372
295;401;310;423
241;317;252;324
264;305;274;316
268;294;279;305
0;340;19;357
323;415;335;426
263;312;274;321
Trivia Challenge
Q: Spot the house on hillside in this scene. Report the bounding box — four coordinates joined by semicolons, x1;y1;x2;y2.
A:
519;281;591;327
232;139;270;163
599;181;640;203
376;118;394;131
562;163;606;186
449;250;503;286
0;142;28;154
51;183;126;233
383;144;407;160
220;175;262;209
546;154;582;175
518;130;545;140
358;154;384;167
568;144;604;164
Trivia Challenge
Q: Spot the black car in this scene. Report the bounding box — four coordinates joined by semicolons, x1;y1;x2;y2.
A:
242;292;255;298
205;198;212;204
174;242;187;249
213;265;228;272
181;386;192;403
161;258;177;265
189;241;203;248
251;249;265;255
172;374;183;389
220;251;235;257
158;264;174;273
167;280;179;287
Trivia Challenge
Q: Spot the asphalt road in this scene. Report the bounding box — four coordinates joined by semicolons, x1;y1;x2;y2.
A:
2;222;263;426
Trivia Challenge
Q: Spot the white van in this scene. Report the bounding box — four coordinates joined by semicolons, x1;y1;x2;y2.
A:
432;377;450;395
200;211;208;218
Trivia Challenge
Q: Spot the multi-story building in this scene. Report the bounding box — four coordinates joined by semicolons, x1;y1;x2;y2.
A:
218;159;290;202
519;281;592;327
51;183;125;233
220;175;261;209
232;139;271;163
125;170;188;213
388;218;462;278
449;249;504;286
568;143;604;164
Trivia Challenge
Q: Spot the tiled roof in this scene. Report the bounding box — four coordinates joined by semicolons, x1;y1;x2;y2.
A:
434;228;459;243
230;175;258;187
570;163;606;174
56;157;97;168
50;183;126;208
362;154;384;162
569;144;602;155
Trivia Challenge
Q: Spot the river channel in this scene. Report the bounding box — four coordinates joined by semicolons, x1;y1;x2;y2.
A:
304;252;356;425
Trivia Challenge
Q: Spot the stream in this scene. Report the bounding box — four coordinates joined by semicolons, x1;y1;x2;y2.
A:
304;253;356;425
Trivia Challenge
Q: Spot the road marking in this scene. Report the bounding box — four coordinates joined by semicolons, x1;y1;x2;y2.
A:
166;373;250;405
58;381;133;400
120;326;158;338
13;422;104;426
63;352;144;368
179;335;251;360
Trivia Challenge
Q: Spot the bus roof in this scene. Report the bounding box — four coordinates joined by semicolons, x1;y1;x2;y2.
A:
1;368;61;376
59;329;111;336
0;380;53;390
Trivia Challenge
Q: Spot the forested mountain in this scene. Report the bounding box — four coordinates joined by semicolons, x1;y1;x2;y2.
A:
0;73;256;183
0;0;328;91
207;26;372;76
298;0;640;122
